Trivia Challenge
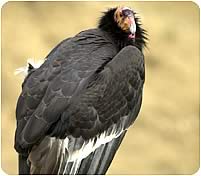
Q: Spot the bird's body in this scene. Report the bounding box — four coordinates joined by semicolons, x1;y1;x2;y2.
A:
14;6;147;175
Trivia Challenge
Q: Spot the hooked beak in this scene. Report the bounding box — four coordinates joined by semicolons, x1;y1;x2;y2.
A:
127;16;136;39
114;6;136;39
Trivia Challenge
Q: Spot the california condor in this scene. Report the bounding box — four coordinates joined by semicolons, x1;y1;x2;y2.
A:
14;6;147;175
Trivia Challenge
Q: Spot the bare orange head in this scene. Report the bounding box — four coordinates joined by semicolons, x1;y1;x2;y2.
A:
114;6;136;38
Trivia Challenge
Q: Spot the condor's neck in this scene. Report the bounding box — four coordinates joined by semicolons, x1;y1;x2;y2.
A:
113;35;135;50
98;15;134;50
99;27;135;51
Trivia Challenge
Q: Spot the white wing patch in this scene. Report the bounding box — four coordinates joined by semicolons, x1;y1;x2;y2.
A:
14;58;44;77
57;116;128;175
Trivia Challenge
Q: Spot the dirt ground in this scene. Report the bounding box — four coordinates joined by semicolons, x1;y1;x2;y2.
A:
1;1;199;175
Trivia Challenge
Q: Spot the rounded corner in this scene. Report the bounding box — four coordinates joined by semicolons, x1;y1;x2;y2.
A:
0;166;11;175
189;0;200;12
1;1;12;13
189;162;200;175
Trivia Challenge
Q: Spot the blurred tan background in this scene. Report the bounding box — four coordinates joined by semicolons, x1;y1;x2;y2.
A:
1;1;199;175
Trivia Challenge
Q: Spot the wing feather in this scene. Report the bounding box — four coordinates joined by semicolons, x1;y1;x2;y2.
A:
28;45;145;174
15;28;144;174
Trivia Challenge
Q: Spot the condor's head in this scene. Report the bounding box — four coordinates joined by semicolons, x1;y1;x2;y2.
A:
98;6;147;51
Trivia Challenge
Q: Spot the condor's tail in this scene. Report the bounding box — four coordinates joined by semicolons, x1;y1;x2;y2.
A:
28;130;127;175
18;154;30;174
76;131;127;175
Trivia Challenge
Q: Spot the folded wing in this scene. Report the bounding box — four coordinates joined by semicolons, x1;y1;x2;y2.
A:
28;45;145;174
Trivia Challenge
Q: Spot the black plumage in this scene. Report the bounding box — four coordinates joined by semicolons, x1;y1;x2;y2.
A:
14;6;147;175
